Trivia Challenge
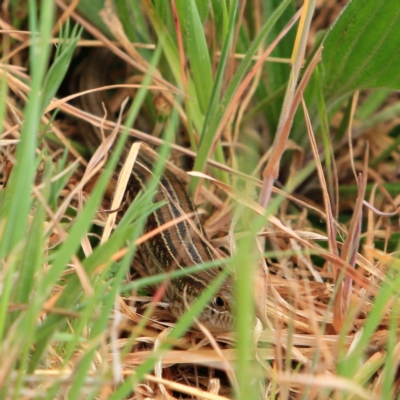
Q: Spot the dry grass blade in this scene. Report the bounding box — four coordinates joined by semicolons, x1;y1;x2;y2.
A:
260;44;323;207
101;141;141;244
213;8;302;155
335;153;369;333
189;172;378;293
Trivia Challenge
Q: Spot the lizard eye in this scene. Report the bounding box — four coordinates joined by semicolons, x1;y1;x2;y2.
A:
213;295;227;310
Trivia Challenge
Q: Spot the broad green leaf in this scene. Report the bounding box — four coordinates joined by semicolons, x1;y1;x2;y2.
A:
322;0;400;102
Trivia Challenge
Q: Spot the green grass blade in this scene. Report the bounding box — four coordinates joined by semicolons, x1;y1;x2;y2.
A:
176;0;213;114
262;0;296;132
9;166;51;399
0;0;54;257
41;23;81;114
190;0;292;192
27;133;126;372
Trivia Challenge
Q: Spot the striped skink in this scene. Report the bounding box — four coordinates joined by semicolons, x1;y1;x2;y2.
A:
76;49;234;332
125;143;234;332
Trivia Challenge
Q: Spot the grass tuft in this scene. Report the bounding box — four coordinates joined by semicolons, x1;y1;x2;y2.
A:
1;0;400;398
